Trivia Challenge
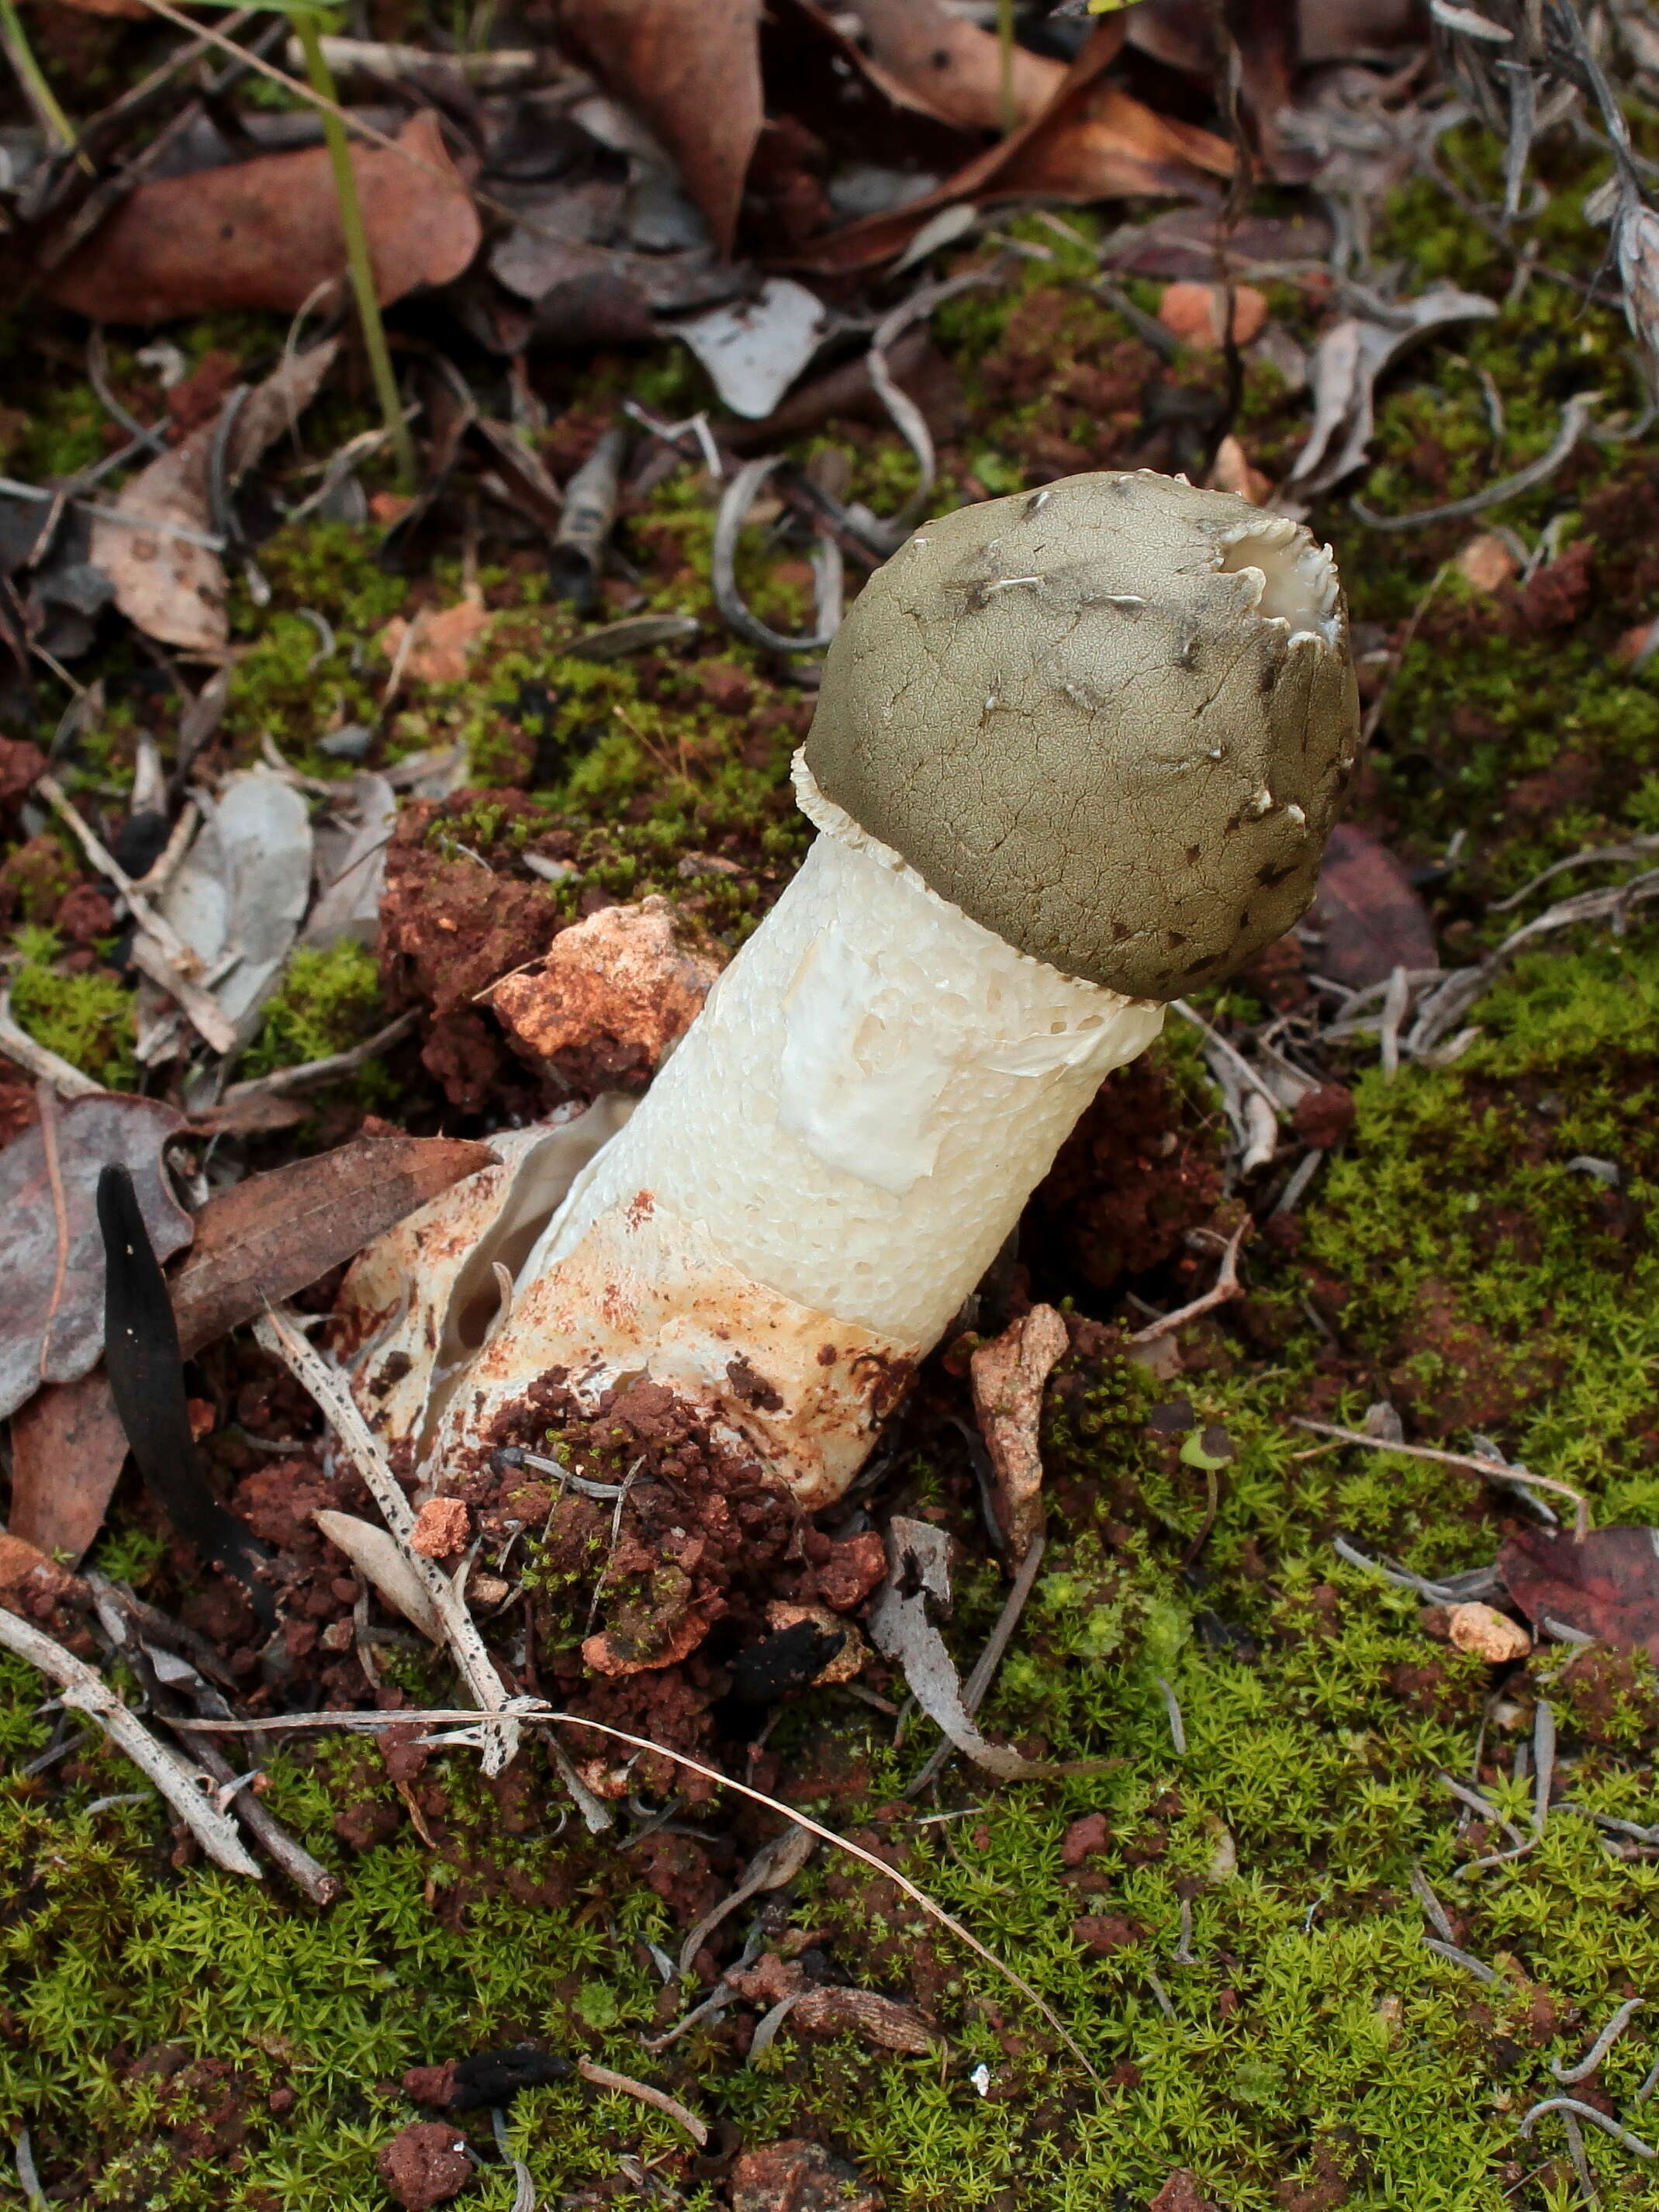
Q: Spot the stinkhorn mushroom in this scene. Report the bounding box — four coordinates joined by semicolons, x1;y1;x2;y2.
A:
434;470;1360;1505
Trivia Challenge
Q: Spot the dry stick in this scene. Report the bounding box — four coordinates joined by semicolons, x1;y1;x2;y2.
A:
0;1607;261;1876
1490;835;1659;914
1553;1998;1645;2086
253;1304;519;1777
1128;1221;1249;1346
88;1576;340;1903
575;2059;706;2147
33;775;237;1056
1169;998;1281;1111
216;1008;420;1108
1519;2097;1657;2158
1291;1418;1589;1534
1353;393;1599;530
907;1534;1047;1798
0;989;101;1098
172;1704;1103;2083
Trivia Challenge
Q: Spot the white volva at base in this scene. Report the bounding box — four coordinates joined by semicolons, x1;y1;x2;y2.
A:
433;758;1165;1505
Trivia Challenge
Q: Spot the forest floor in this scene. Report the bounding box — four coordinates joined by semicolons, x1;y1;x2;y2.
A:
7;9;1659;2211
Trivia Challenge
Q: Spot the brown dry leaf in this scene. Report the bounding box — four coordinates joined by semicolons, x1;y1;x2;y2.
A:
790;21;1229;275
47;110;479;323
1304;823;1437;992
843;0;1064;132
0;1094;190;1422
1500;1526;1659;1661
40;0;148;16
171;1126;499;1357
88;340;338;653
969;1303;1069;1564
7;1368;133;1567
555;0;763;257
6;1128;497;1564
377;592;492;685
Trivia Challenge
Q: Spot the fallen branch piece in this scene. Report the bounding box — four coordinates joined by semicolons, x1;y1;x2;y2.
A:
254;1304;518;1775
575;2060;707;2146
1291;1418;1589;1533
0;1604;261;1876
1128;1222;1249;1346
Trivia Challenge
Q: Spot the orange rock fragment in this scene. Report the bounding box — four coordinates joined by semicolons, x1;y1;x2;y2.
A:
490;896;724;1087
410;1496;470;1559
1446;1601;1531;1664
969;1302;1070;1562
1157;280;1268;348
1455;533;1520;593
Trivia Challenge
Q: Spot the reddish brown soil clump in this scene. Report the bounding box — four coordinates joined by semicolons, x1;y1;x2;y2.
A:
377;2121;472;2210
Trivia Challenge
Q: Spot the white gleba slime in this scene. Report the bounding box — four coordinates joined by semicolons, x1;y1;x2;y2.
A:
433;470;1361;1506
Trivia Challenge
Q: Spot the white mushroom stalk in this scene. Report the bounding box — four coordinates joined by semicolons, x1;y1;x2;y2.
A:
428;470;1360;1508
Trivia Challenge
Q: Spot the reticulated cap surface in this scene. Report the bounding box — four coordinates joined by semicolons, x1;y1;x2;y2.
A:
803;469;1362;997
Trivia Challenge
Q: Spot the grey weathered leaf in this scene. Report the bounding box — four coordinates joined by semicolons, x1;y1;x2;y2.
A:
0;1095;190;1420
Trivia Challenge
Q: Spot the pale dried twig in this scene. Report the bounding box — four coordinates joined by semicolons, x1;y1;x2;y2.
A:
0;987;102;1098
1128;1222;1249;1346
1291;1418;1589;1533
253;1304;519;1775
166;1703;1104;2081
0;1605;261;1876
575;2060;706;2145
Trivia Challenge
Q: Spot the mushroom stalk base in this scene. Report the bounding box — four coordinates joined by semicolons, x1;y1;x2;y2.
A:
435;762;1163;1506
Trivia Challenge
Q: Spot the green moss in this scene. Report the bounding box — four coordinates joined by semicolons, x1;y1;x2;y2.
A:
9;926;136;1089
241;941;393;1099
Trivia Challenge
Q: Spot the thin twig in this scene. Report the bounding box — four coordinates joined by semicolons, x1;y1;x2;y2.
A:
253;1305;519;1776
907;1533;1047;1798
1128;1221;1249;1346
1291;1419;1589;1533
0;988;101;1098
1553;1999;1645;2085
1489;837;1659;914
1519;2098;1657;2158
215;1009;420;1107
160;1703;1105;2082
1353;394;1599;530
575;2060;706;2145
0;1606;261;1876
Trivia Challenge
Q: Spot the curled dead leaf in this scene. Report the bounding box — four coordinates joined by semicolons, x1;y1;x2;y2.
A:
554;0;762;258
88;342;338;653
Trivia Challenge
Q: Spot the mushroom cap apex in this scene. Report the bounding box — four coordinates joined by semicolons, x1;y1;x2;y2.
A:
803;468;1362;997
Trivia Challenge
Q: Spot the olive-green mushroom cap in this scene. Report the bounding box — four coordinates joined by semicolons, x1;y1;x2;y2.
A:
803;469;1361;998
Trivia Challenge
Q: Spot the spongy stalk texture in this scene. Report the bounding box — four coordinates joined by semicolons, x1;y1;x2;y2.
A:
527;767;1163;1346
